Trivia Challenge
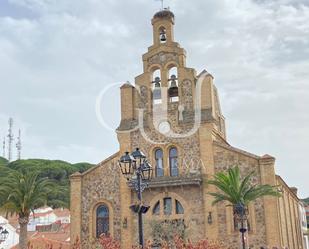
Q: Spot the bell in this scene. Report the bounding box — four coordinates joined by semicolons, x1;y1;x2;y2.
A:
153;82;161;100
154;76;161;84
170;75;177;87
160;30;167;42
168;75;178;98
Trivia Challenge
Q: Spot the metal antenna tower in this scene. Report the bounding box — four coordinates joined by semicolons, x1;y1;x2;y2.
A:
7;118;14;162
16;129;21;160
2;137;5;158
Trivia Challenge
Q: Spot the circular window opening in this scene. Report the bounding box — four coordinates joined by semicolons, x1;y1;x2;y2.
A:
158;121;171;134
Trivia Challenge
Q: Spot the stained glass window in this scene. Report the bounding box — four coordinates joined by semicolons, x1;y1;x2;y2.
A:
169;147;178;176
152;198;184;217
96;205;109;237
155;149;164;177
164;197;172;215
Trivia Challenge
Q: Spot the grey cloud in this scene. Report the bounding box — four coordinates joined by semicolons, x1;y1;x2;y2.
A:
0;0;308;197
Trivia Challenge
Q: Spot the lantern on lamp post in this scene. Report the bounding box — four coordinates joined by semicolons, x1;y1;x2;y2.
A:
119;148;153;248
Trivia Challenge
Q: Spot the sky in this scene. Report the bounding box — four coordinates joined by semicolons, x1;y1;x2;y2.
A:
0;0;308;197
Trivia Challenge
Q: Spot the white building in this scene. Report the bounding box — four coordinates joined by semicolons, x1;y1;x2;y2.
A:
0;216;19;249
27;207;57;232
54;208;70;224
300;203;309;249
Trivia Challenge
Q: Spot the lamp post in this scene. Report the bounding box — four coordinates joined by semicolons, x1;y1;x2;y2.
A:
234;203;249;249
0;225;9;245
119;148;153;248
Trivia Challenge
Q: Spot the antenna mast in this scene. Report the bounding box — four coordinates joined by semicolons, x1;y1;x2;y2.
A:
16;129;21;160
2;137;5;158
7;118;14;162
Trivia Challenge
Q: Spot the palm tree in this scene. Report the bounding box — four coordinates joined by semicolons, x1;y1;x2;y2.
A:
207;166;280;249
0;169;55;249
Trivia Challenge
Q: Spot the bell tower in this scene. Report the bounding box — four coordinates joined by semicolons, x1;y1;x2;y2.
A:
151;9;175;47
118;8;227;143
116;9;228;247
118;9;226;140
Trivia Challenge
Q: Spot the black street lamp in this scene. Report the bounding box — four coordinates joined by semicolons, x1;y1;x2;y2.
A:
234;203;249;249
119;148;153;248
0;225;9;244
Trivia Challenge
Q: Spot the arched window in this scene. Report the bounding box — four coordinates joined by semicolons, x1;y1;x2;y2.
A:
169;147;178;176
152;69;162;104
152;69;161;82
155;149;164;177
153;201;160;215
168;67;178;81
168;67;179;102
175;200;184;214
151;197;185;217
150;197;186;244
96;205;109;237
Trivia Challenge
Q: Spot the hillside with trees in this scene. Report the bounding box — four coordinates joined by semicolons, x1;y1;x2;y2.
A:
303;198;309;205
0;157;94;208
0;156;8;167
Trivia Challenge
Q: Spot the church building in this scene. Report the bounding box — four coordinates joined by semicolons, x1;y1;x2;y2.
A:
70;9;306;249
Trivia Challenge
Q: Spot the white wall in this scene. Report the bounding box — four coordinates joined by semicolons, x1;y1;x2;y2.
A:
0;216;19;249
299;204;309;249
304;235;309;249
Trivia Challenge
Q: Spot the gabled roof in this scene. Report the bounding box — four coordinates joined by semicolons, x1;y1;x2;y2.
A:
213;141;261;160
197;69;214;79
30;210;54;218
71;152;119;177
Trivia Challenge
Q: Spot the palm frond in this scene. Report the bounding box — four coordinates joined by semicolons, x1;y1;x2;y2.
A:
207;165;280;207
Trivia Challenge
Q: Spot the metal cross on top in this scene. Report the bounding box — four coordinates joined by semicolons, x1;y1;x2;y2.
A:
156;0;165;10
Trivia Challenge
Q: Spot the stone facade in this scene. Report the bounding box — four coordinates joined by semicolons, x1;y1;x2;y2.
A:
70;9;306;249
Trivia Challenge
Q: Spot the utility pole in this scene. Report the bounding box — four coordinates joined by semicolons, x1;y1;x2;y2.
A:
7;118;14;162
16;129;21;160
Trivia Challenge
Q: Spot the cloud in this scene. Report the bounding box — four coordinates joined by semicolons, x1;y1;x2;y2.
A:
0;0;308;197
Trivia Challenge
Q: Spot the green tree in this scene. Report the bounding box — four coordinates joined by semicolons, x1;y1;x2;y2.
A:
0;156;8;167
4;159;94;208
302;197;309;205
0;168;55;249
207;166;280;249
208;166;280;206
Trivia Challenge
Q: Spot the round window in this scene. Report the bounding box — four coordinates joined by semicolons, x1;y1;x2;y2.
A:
158;121;171;134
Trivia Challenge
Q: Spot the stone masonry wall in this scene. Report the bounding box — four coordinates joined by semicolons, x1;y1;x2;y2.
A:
133;185;206;244
213;143;268;249
80;154;121;248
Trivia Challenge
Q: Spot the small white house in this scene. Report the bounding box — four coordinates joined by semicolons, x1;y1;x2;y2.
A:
54;208;70;224
27;207;57;232
0;216;19;249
